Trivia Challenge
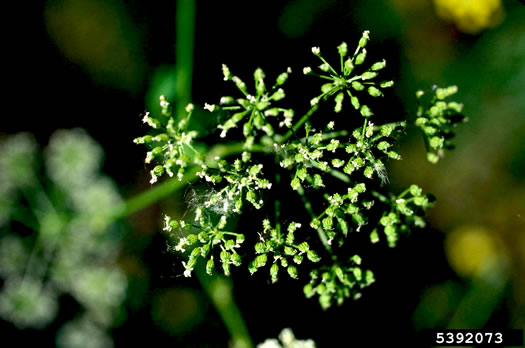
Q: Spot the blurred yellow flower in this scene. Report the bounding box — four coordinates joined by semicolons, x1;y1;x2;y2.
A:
445;225;502;277
433;0;504;33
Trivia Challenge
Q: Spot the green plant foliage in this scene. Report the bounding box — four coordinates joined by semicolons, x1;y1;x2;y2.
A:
136;30;467;309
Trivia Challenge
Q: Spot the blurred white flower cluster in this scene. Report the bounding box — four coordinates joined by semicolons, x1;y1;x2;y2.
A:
258;328;316;348
0;129;126;348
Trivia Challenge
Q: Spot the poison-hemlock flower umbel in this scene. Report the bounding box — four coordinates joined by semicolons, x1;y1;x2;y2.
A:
136;30;467;309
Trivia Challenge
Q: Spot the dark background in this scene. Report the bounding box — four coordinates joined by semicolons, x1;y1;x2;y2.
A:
2;0;524;346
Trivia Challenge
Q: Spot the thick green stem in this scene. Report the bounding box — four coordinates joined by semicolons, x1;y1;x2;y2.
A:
174;0;195;120
110;142;268;220
110;166;199;220
195;265;253;348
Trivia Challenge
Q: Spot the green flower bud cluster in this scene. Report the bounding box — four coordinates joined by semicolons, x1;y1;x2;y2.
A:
134;99;201;183
310;183;370;246
248;220;320;283
304;31;394;115
281;125;332;191
205;65;294;143
303;255;374;309
165;214;245;277
414;86;467;163
371;185;435;247
334;121;406;184
196;153;272;212
281;119;406;198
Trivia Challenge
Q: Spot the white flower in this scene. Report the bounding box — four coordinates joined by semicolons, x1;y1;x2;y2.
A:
204;103;216;112
163;215;172;231
311;47;320;55
185;103;194;113
149;173;158;184
303;67;312;75
175;237;187;252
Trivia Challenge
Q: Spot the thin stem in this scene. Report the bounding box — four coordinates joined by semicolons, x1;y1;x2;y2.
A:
308;72;335;81
371;190;389;203
397;187;411;199
20;181;64;293
361;118;368;140
317;56;338;76
281;104;319;143
372;121;405;132
310;162;352;184
274;169;281;236
303;130;348;143
296;185;332;253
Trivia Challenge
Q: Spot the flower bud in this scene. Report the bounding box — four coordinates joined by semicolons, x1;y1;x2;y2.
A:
355;49;367;65
371;59;386;71
360;105;373;117
358;30;370;48
287;265;298;279
270;263;279;283
307;250;321;262
368;86;383;97
338;42;348;56
206;258;215;275
351;81;364;91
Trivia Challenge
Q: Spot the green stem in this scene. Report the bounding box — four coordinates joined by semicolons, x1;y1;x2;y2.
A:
361;118;368;139
304;130;348;143
397;187;411;199
371;190;389;203
281;104;319;143
174;0;195;120
105;141;271;347
20;182;61;288
310;162;352;184
110;142;267;220
195;265;253;348
296;185;332;253
317;56;338;76
110;166;199;220
274;171;281;236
